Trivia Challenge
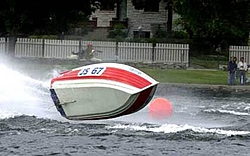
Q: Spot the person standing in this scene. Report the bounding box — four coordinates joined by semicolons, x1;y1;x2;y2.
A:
237;57;248;85
228;56;237;85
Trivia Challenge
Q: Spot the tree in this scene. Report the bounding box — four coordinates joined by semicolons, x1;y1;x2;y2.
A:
173;0;250;54
0;0;96;56
165;0;173;33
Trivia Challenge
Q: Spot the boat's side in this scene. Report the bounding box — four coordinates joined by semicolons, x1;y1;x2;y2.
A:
51;87;139;120
50;63;159;120
51;79;141;120
50;86;157;120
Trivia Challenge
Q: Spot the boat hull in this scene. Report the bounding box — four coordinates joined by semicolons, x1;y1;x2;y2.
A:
50;63;158;120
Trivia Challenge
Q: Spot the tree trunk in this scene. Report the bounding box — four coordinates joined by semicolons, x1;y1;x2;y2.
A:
167;1;173;33
116;0;121;20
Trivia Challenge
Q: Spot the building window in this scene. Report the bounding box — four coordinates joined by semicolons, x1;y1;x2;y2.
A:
100;0;115;11
133;31;150;38
144;0;159;12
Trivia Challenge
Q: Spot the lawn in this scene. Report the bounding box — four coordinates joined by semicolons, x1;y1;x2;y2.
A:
140;68;229;85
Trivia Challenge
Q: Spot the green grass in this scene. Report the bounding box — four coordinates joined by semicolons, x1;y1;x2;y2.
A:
140;68;228;85
190;57;228;69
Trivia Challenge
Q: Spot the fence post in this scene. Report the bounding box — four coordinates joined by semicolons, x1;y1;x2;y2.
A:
5;37;7;55
216;45;221;69
152;42;156;63
115;41;118;61
181;45;184;66
42;39;45;58
79;39;82;52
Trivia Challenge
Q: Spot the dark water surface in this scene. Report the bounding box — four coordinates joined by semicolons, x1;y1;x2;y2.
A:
0;60;250;156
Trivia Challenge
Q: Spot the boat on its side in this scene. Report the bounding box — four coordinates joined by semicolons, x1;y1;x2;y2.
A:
50;63;158;120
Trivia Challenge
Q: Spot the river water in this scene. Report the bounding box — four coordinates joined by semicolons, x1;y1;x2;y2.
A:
0;59;250;156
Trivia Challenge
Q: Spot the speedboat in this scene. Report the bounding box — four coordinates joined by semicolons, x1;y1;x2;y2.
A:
50;63;158;120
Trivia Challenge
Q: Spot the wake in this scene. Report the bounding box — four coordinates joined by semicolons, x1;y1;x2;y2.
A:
106;123;250;136
0;64;61;120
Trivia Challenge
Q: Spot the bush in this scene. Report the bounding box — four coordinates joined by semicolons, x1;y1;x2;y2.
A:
107;23;128;39
173;30;189;39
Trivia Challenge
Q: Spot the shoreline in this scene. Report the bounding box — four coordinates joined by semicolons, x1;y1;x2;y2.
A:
158;83;250;93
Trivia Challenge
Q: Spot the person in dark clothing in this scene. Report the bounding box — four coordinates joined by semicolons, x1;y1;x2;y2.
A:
71;49;86;59
227;56;237;85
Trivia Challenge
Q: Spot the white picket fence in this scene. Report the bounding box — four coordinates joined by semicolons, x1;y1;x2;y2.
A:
5;38;250;66
0;38;189;66
229;46;250;64
0;38;7;54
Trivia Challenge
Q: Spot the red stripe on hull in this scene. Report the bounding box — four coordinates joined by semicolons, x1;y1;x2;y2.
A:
51;67;151;89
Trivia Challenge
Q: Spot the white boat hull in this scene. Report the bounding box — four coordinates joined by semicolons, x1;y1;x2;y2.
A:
50;63;158;120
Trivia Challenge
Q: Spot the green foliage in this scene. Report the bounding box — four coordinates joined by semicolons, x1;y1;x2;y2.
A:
107;23;128;40
0;0;97;36
155;29;167;38
173;0;250;47
172;30;189;39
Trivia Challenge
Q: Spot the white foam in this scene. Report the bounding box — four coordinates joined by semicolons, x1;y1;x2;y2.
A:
0;64;59;119
204;109;249;116
222;102;250;112
106;123;250;136
0;110;23;119
0;65;44;99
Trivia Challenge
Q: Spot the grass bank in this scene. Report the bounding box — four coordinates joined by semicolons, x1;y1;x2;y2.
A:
140;68;228;85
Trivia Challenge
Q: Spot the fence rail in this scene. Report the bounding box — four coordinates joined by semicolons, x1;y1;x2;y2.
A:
0;37;189;66
229;46;250;64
